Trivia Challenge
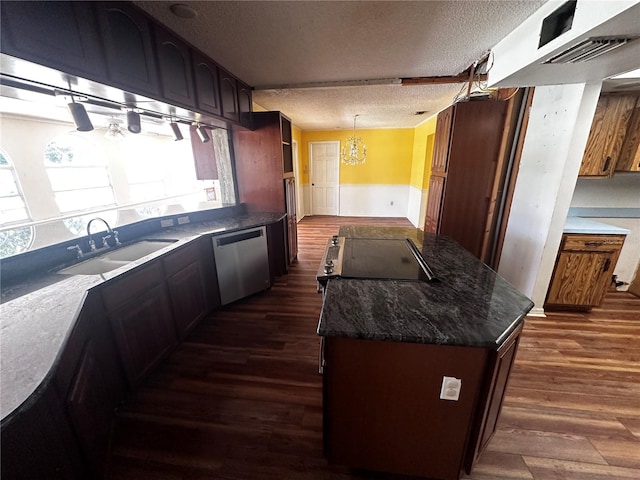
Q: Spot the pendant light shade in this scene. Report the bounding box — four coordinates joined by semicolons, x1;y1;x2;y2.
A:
67;101;94;132
127;110;142;133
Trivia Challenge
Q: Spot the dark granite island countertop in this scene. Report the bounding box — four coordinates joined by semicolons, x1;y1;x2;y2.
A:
318;232;533;348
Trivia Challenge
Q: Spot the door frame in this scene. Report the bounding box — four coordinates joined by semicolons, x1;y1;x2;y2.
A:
309;141;340;216
292;139;303;219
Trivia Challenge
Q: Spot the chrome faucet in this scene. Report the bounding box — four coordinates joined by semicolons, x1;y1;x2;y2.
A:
87;217;120;251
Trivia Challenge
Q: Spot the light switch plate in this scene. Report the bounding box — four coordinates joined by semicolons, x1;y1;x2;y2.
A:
440;376;462;401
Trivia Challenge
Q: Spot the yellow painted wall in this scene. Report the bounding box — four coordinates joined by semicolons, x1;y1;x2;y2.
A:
409;116;437;190
300;129;415;185
292;124;302;176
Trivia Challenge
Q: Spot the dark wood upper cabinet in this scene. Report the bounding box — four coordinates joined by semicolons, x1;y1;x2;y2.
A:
0;1;106;79
238;80;254;128
154;24;196;108
95;1;160;97
192;51;222;117
432;105;454;174
219;70;239;123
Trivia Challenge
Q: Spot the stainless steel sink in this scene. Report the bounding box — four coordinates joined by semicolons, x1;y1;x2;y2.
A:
57;240;177;275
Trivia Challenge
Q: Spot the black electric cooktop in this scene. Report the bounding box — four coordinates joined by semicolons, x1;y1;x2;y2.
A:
317;237;438;283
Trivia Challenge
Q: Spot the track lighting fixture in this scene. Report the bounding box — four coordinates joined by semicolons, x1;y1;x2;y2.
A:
126;109;142;134
195;123;210;143
170;120;183;141
67;97;94;132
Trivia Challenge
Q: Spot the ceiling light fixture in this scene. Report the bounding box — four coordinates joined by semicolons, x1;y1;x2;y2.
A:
170;119;183;141
195;123;210;143
67;96;93;132
126;109;142;133
341;114;366;166
105;121;126;141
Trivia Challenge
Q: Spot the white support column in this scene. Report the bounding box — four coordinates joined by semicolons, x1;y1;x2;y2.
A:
497;82;602;315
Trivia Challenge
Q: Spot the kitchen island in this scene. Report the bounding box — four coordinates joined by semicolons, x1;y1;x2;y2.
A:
317;227;533;480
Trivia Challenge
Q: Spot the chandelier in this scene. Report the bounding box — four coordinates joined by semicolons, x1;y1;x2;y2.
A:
104;121;126;141
341;114;367;165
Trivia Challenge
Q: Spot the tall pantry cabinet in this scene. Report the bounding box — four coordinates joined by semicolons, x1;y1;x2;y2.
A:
423;99;509;263
233;111;298;272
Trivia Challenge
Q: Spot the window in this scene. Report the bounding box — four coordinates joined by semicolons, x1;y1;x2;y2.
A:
0;149;29;224
0;149;34;256
44;135;115;214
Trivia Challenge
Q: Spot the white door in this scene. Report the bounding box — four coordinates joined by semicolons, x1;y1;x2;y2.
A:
310;141;339;215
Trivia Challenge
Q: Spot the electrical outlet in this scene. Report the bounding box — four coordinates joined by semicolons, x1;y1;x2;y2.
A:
160;219;174;227
440;376;461;401
177;216;190;225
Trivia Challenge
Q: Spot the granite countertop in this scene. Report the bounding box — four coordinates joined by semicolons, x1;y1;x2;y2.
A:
318;230;534;349
0;212;285;421
563;217;630;235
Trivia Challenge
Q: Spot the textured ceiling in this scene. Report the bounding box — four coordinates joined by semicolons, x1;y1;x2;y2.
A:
136;0;547;129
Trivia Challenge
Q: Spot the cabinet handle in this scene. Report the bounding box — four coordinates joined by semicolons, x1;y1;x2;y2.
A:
603;259;611;272
602;156;611;172
318;337;326;374
584;241;603;247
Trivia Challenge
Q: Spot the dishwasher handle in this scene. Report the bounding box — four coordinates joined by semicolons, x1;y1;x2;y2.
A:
216;228;263;247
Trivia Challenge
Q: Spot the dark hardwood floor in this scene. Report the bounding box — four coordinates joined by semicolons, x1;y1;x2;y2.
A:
108;216;640;480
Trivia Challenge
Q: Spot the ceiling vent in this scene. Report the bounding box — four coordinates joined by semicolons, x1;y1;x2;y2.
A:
544;36;639;64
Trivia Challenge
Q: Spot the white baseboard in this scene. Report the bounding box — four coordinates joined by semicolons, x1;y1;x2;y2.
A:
527;306;547;318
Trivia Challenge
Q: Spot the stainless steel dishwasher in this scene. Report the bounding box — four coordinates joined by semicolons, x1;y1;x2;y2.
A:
212;226;270;305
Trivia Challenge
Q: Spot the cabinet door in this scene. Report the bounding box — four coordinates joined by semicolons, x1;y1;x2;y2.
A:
192;51;222;117
423;175;445;233
107;283;177;387
465;324;522;474
219;70;239;122
95;1;160;97
616;98;640;172
1;387;85;479
0;1;106;79
154;24;196;108
284;177;298;263
580;95;636;176
431;105;454;174
281;115;294;175
238;80;253;127
546;250;615;307
166;262;208;339
66;339;117;478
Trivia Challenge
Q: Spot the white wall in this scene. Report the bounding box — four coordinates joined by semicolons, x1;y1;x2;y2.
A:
338;184;410;217
498;83;602;315
407;185;428;228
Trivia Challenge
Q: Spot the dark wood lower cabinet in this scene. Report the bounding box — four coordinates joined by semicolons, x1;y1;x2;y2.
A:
107;283;177;388
464;323;523;473
1;387;86;479
323;327;523;480
166;262;209;338
0;228;274;479
66;338;119;478
323;337;490;480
